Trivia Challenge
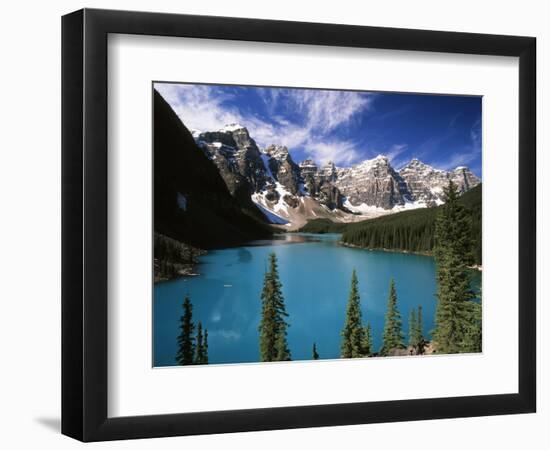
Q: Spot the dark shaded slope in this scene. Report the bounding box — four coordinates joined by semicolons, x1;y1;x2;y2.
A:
154;90;272;249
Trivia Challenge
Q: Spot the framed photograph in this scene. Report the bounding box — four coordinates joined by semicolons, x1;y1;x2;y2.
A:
62;8;536;441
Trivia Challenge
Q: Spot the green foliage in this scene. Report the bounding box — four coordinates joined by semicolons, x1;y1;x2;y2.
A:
461;301;482;353
194;322;208;364
203;329;209;364
408;306;424;355
380;279;405;355
433;181;481;354
341;270;365;358
312;342;320;360
298;219;348;234
176;296;209;365
176;296;195;365
259;253;291;362
362;323;373;357
341;185;482;265
408;308;418;348
154;232;205;282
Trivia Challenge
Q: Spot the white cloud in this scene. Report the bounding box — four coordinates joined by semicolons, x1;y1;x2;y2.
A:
304;140;360;166
154;83;242;133
154;82;373;167
287;88;373;133
386;144;408;162
437;149;479;170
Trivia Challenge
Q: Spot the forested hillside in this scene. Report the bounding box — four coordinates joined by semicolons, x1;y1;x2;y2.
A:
297;218;349;234
340;184;481;264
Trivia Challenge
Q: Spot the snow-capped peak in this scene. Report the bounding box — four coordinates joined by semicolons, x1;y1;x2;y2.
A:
190;129;202;139
220;123;246;132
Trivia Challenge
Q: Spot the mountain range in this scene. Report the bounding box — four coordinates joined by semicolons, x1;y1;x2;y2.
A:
192;122;480;229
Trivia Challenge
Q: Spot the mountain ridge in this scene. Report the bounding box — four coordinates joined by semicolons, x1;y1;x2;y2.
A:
193;123;480;229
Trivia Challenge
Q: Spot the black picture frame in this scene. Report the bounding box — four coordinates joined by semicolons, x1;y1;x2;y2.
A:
62;8;536;442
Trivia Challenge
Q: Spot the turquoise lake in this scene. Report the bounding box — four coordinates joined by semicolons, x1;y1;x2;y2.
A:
154;233;456;366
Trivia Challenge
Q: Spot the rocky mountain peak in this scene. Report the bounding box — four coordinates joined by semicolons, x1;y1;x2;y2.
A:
319;161;338;182
335;155;411;209
398;158;480;204
265;144;290;161
299;159;318;177
451;166;480;192
191;121;480;227
220;123;247;133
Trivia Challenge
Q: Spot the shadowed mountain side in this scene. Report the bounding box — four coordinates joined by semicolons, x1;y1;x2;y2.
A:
154;90;272;249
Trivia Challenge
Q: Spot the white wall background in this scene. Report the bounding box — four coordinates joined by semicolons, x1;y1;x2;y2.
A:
0;0;546;448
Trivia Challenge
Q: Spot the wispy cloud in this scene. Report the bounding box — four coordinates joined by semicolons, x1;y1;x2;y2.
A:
436;150;479;170
470;116;482;150
434;117;482;171
386;144;408;162
305;140;360;166
154;83;373;166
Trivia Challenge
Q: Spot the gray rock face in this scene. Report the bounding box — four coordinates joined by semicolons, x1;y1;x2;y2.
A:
450;166;480;193
298;159;344;209
197;125;269;195
334;155;411;209
398;158;480;205
264;144;302;195
194;123;480;226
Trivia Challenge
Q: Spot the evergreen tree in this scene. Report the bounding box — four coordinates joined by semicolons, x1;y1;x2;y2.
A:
433;180;478;353
462;298;482;353
176;295;195;365
275;323;291;361
415;306;425;355
203;329;209;364
312;342;319;360
380;278;404;355
408;308;418;348
341;269;364;358
259;253;290;362
194;322;205;364
362;323;372;356
408;306;425;355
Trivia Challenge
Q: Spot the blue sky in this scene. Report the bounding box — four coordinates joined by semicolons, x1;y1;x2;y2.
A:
155;82;482;177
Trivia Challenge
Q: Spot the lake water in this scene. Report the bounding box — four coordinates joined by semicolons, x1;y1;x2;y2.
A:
154;233;471;366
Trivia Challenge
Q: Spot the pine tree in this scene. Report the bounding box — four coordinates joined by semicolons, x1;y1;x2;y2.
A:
408;308;418;348
433;180;478;354
275;322;291;361
415;306;425;355
341;269;364;358
259;253;290;362
176;295;195;365
194;322;205;364
408;306;425;355
362;323;372;356
312;342;319;360
462;298;482;353
203;329;209;364
380;278;404;356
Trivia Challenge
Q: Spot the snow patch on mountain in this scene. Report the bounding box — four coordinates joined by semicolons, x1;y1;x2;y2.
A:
220;123;245;132
195;123;480;229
